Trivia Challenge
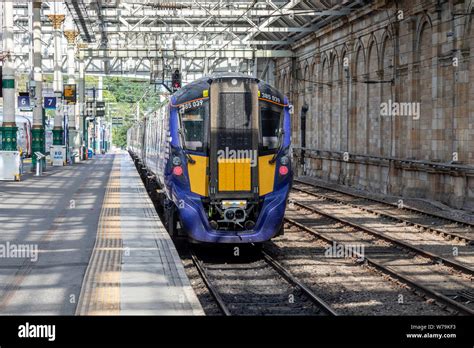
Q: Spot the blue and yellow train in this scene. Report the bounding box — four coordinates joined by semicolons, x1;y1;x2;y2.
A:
128;73;292;244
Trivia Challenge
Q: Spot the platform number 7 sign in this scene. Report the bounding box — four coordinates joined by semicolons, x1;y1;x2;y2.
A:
44;97;57;110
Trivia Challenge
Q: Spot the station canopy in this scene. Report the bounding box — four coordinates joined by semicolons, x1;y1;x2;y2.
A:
8;0;365;80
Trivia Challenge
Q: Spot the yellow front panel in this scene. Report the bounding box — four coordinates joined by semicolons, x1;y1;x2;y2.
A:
188;155;208;196
189;156;274;196
218;159;235;191
218;158;251;192
258;154;276;196
234;159;251;191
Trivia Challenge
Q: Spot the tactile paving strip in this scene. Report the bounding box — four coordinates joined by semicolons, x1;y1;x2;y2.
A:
75;156;122;315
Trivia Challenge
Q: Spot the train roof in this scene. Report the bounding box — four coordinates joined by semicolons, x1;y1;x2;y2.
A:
172;73;285;107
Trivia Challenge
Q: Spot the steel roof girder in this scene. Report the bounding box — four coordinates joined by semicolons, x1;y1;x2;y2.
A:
102;26;313;33
79;48;294;59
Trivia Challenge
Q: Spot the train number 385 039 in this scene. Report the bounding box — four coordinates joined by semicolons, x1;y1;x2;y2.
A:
260;92;281;104
179;99;204;114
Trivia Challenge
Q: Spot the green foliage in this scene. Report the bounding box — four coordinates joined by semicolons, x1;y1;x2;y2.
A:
102;77;165;148
104;77;161;111
112;125;129;149
103;77;162;121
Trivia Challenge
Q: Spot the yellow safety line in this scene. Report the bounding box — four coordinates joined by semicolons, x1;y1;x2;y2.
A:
75;155;122;315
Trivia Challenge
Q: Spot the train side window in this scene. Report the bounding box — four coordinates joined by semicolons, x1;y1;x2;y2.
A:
260;107;282;151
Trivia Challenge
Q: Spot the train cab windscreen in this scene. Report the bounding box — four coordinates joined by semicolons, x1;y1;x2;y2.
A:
180;100;208;153
217;92;253;150
260;106;283;152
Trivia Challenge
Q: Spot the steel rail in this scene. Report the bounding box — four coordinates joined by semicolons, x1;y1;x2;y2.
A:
283;216;474;316
191;248;338;316
261;250;338;316
293;179;473;245
289;198;474;276
190;250;231;316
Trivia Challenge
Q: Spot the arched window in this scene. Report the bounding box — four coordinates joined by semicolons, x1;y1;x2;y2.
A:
381;34;394;158
330;53;340;151
341;49;350;151
353;44;367;154
416;20;433;160
322;56;331;150
367;39;380;156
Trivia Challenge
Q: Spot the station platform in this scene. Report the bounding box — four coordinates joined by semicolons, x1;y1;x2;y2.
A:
0;151;203;315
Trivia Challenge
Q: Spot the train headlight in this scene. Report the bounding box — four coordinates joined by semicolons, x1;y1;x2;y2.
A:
172;165;183;176
235;209;245;220
225;210;235;220
172;156;182;166
280;156;289;166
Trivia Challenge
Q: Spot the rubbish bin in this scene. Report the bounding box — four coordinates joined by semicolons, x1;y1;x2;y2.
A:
88;148;93;158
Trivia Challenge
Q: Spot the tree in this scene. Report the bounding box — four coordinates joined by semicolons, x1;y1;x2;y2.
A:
112;125;129;149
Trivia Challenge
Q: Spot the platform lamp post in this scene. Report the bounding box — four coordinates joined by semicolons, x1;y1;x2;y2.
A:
47;11;65;146
77;43;87;160
1;1;17;151
31;0;45;170
64;23;79;163
91;87;96;155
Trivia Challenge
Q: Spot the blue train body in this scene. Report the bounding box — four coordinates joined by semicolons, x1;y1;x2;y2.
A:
128;73;292;244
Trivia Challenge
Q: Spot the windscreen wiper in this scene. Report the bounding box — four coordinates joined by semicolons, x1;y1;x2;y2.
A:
269;128;284;164
178;129;196;164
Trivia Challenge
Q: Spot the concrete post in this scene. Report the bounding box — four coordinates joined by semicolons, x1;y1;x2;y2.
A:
1;1;17;151
31;0;45;170
47;13;65;145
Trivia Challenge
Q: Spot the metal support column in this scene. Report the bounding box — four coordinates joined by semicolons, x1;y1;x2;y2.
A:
48;12;65;146
31;0;45;170
96;76;103;154
1;1;17;151
92;87;96;155
64;26;79;163
78;45;86;160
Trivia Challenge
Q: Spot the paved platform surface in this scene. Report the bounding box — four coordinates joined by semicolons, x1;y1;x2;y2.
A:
0;151;203;315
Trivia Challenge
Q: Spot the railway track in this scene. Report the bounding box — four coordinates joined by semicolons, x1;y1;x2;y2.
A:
284;201;474;315
289;195;474;276
190;248;337;316
291;182;474;274
293;179;474;245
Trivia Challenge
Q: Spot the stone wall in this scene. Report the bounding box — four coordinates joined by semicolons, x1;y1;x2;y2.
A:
275;0;474;211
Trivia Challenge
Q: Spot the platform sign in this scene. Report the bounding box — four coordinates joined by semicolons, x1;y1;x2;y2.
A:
44;97;57;110
50;145;66;166
63;84;77;104
86;101;95;117
112;117;123;126
0;151;21;181
18;93;32;111
96;101;105;117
